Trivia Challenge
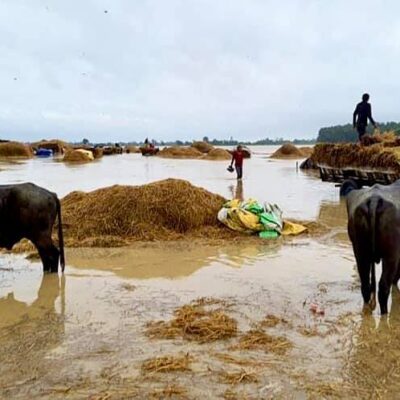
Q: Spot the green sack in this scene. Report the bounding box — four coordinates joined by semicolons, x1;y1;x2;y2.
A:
259;230;279;239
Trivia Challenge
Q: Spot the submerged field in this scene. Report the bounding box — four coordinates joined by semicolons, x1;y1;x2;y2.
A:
0;146;398;399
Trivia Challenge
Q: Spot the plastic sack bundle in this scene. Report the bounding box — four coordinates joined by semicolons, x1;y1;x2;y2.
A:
217;198;306;238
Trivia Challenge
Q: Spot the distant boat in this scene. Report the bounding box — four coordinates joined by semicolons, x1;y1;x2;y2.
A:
35;148;53;157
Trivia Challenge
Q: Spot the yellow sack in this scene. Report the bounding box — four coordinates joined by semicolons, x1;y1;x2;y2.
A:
281;220;307;236
232;209;264;232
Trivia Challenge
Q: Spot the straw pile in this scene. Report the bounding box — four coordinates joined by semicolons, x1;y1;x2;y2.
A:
157;146;203;159
0;141;33;158
191;141;213;153
231;329;292;355
311;143;400;173
63;149;94;163
270;143;307;159
31;139;71;154
203;148;232;160
125;145;141;154
145;300;237;343
141;354;192;374
61;179;226;245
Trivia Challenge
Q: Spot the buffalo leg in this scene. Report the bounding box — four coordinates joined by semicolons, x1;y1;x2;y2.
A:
379;258;397;315
355;253;372;306
34;237;60;273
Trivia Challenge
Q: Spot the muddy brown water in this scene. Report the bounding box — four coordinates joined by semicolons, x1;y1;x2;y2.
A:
0;148;399;399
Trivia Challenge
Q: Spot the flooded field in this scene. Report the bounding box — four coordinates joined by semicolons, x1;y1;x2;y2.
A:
1;147;398;399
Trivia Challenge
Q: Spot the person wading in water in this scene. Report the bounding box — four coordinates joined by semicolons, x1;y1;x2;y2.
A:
230;145;244;180
353;93;377;141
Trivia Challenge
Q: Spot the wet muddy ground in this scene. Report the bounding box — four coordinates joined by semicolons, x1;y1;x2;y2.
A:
1;147;398;399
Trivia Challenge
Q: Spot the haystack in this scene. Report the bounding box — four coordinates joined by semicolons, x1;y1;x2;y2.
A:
311;143;400;173
191;141;213;153
157;146;203;159
203;148;232;160
125;145;141;154
270;143;306;159
0;141;33;158
299;146;314;157
63;149;94;163
61;179;226;244
31;139;71;154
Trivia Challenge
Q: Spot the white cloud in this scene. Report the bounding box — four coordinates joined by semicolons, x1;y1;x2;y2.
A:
0;0;399;142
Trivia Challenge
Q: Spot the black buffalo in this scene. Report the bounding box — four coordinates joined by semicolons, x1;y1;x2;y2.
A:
0;183;65;273
346;179;400;314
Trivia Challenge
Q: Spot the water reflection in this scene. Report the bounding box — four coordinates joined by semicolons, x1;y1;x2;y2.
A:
0;274;65;398
228;179;244;200
344;285;400;397
0;273;65;328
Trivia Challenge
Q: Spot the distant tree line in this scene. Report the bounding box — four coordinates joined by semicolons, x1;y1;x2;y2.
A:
317;121;400;143
82;136;316;147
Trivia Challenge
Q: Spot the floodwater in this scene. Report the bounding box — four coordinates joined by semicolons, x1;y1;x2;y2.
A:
0;147;398;399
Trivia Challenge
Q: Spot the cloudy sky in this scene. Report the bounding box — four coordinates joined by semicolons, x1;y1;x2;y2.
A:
1;0;399;142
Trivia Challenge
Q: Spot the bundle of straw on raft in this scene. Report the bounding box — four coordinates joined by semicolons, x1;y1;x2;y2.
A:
0;141;33;158
125;145;141;154
61;179;226;244
157;146;203;159
63;149;94;162
311;143;400;173
203;148;232;160
191;141;213;153
270;143;308;159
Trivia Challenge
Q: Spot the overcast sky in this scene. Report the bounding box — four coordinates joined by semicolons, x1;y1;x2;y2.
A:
1;0;399;142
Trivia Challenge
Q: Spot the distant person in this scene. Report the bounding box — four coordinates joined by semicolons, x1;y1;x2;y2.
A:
353;93;377;141
230;145;244;180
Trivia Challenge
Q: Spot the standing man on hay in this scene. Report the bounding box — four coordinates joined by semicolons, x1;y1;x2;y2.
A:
353;93;377;141
230;145;244;180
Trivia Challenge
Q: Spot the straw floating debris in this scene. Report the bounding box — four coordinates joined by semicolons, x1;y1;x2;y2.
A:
141;354;192;374
0;141;33;158
61;179;226;245
145;300;237;343
231;329;292;355
219;369;259;385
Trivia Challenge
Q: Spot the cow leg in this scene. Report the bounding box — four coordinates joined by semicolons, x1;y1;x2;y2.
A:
379;258;397;315
34;236;60;273
355;253;372;307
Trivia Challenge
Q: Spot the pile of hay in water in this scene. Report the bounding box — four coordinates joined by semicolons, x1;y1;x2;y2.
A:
311;143;400;173
203;148;232;160
61;179;226;245
0;141;33;158
125;145;141;154
63;149;94;163
31;139;71;154
191;141;213;153
157;146;203;159
145;299;237;342
270;143;308;159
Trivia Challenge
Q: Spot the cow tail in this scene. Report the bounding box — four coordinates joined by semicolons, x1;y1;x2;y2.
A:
56;197;65;272
369;196;380;295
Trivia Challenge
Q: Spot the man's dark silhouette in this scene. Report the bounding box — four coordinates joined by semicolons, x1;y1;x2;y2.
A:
353;93;377;141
